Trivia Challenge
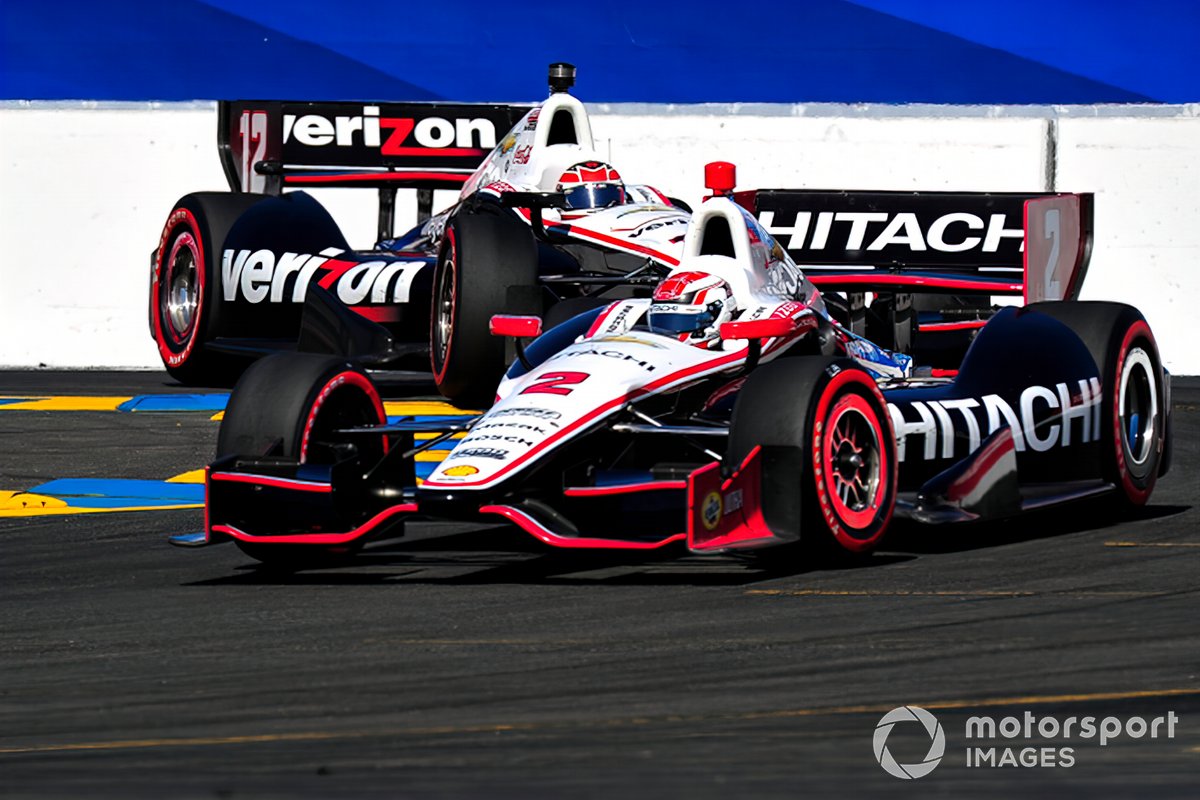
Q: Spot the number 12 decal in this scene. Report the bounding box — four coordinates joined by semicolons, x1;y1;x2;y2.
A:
239;110;268;194
520;371;589;396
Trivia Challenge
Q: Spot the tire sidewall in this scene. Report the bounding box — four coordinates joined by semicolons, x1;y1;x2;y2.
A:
1109;320;1162;504
152;204;211;372
808;367;897;553
217;353;385;462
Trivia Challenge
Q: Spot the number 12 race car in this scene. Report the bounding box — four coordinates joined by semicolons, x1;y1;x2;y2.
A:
177;164;1173;569
151;64;697;407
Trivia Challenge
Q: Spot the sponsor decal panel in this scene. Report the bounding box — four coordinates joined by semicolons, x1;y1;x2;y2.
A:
887;378;1103;461
759;210;1025;255
221;248;426;306
282;105;498;157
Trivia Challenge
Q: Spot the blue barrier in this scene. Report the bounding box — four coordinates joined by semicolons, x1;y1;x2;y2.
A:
2;1;1196;103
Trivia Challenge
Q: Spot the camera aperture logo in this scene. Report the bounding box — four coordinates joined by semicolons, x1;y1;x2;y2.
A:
873;706;946;779
873;705;1180;778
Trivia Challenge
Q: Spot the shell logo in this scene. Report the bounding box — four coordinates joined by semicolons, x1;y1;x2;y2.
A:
443;465;480;477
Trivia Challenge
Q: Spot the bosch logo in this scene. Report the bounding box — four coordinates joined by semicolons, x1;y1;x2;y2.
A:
283;106;497;156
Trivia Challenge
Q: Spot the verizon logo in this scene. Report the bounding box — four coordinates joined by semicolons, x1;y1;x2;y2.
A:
221;248;426;306
283;106;498;156
759;211;1024;253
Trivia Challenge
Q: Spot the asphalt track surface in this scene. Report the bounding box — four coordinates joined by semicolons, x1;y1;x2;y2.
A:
1;370;1197;798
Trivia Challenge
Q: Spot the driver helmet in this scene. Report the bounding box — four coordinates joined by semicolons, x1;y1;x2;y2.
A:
647;271;738;347
556;160;627;210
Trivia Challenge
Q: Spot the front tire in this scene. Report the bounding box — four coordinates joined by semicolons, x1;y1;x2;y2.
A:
729;357;897;558
217;352;389;568
430;210;538;408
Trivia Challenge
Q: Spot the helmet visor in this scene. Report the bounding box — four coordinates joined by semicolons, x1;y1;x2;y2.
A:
562;182;626;210
647;304;714;335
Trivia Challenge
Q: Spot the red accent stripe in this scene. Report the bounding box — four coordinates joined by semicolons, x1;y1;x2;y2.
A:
945;429;1015;501
584;302;621;338
918;320;989;332
479;505;686;550
810;275;1023;293
426;331;799;490
212;503;417;546
285;172;470;185
563;480;687;497
556;224;680;266
351;306;403;323
424;345;748;489
210;472;332;493
930;368;959;378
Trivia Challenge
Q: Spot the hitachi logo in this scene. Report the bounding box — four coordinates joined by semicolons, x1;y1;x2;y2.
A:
221;248;426;305
758;211;1024;253
888;379;1102;462
283;107;497;155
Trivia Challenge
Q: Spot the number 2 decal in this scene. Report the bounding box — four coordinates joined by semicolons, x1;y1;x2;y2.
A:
520;371;589;396
1042;207;1062;301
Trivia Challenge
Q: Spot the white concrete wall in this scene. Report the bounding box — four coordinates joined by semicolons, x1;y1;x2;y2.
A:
1;103;1196;373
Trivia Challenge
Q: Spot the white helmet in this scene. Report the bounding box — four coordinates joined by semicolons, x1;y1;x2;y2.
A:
556;160;627;210
647;271;737;347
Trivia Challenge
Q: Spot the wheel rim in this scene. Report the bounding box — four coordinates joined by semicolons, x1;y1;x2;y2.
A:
164;232;200;345
434;247;457;367
1119;346;1157;469
301;373;388;465
822;394;884;530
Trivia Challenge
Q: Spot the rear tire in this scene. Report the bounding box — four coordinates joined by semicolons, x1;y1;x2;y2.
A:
430;210;538;409
1026;301;1165;507
217;352;388;569
729;357;897;559
151;192;268;385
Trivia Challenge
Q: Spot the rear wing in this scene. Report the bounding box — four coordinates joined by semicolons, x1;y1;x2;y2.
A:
217;100;531;236
739;189;1093;302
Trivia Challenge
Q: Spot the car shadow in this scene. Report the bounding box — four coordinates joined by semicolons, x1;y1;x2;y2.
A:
184;524;915;588
182;501;1190;588
883;501;1191;555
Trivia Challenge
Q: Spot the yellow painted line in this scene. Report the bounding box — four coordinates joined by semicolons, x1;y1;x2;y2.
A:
166;469;206;484
0;503;201;519
0;491;68;510
414;451;448;462
0;396;132;411
2;687;1196;756
746;588;1162;599
383;401;477;416
212;402;477;423
1106;541;1200;548
748;589;1035;598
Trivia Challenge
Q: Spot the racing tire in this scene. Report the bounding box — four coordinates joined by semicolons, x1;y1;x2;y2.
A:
217;352;389;569
431;210;538;409
728;357;897;560
151;192;268;385
1025;301;1166;507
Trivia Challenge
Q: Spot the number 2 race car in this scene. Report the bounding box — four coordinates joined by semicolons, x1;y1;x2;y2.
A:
178;165;1173;569
151;64;696;406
